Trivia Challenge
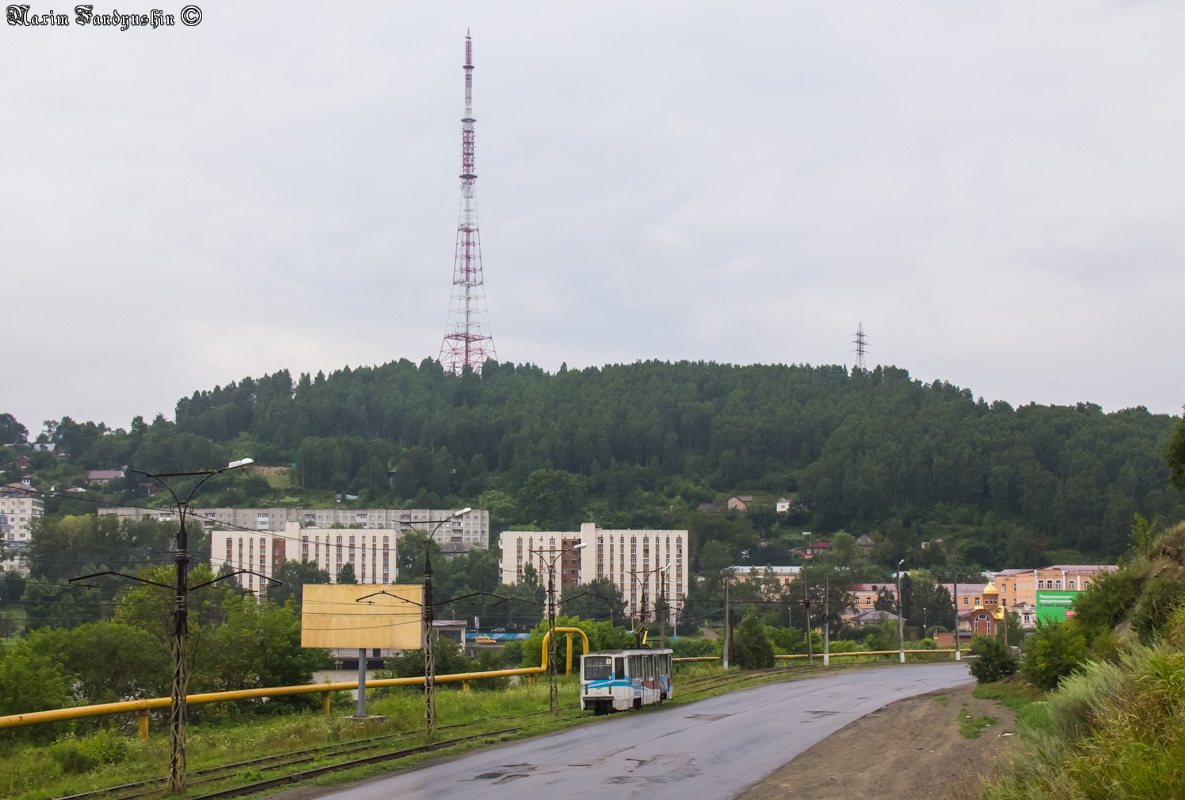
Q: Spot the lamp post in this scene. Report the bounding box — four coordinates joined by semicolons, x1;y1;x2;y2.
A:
528;541;586;716
628;562;671;649
401;507;471;736
130;457;253;793
896;558;906;664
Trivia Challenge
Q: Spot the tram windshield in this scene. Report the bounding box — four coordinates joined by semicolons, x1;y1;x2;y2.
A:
584;656;613;681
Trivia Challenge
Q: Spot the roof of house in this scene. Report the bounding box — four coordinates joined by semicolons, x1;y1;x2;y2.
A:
88;469;125;480
849;609;900;623
939;583;988;595
995;565;1118;575
729;495;753;502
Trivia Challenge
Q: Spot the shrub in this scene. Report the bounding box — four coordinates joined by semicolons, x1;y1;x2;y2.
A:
968;635;1019;684
733;609;774;669
671;637;716;658
1131;573;1185;643
826;639;860;653
1068;567;1141;639
49;730;130;775
1021;619;1087;690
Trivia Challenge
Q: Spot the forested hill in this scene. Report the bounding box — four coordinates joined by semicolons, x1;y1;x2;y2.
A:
25;359;1185;567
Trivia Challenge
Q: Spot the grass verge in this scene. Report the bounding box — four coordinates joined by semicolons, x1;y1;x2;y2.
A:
958;703;998;739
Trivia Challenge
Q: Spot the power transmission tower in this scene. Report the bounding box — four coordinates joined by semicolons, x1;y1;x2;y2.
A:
853;323;868;370
440;30;497;375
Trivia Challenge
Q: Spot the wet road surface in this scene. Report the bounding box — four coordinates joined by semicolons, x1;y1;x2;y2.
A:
325;663;973;800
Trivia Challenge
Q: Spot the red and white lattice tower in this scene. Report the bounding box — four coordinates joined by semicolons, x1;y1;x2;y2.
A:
439;30;497;374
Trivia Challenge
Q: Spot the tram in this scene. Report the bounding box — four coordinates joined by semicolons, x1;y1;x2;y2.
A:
579;648;673;714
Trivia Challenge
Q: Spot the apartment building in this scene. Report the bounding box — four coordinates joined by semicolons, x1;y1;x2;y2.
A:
0;484;43;575
498;522;687;624
210;521;402;596
100;506;489;548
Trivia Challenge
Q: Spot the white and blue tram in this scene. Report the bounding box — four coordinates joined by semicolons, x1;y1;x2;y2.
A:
580;649;673;714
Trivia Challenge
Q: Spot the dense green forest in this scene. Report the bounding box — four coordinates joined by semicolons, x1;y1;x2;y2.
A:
3;359;1183;575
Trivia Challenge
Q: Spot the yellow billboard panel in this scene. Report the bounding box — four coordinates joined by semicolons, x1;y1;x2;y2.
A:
300;584;423;650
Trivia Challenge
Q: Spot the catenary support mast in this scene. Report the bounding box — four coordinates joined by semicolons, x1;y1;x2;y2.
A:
440;30;497;374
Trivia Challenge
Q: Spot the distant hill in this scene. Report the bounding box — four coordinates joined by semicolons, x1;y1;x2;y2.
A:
15;358;1184;570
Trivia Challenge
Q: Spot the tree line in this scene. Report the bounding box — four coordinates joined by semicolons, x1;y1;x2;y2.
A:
4;359;1183;576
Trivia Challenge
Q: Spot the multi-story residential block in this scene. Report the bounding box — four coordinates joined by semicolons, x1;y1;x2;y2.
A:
1;484;44;575
498;522;687;624
100;506;489;548
210;521;404;596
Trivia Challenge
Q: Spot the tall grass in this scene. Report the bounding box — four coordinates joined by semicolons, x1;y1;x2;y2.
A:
978;607;1185;800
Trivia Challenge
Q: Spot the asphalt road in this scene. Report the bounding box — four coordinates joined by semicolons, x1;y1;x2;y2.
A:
327;663;973;800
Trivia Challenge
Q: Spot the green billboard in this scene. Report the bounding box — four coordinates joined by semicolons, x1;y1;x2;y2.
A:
1036;590;1078;624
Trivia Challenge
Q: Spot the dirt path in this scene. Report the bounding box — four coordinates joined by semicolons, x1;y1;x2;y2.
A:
736;683;1016;800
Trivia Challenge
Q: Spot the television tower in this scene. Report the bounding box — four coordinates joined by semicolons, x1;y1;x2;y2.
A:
439;30;497;374
853;323;868;370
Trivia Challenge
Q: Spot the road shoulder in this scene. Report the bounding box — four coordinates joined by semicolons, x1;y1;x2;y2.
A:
735;683;1016;800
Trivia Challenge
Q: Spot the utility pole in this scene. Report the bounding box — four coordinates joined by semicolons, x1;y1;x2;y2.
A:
803;568;813;665
897;558;906;664
530;542;585;716
723;577;731;669
411;508;471;736
824;577;830;666
128;458;253;793
659;562;670;650
953;572;961;661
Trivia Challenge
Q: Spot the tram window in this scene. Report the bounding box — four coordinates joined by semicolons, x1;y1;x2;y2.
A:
584;656;612;681
615;658;625;680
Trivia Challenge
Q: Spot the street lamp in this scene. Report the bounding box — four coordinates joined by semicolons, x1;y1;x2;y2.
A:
628;562;671;649
896;558;906;664
400;507;471;736
527;541;586;716
129;457;253;793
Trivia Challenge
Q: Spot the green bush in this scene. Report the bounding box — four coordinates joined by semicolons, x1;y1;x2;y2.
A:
826;639;860;653
49;730;130;775
502;641;523;666
671;637;716;658
733;609;774;669
1131;573;1185;643
968;635;1019;684
1021;619;1087;690
470;650;510;691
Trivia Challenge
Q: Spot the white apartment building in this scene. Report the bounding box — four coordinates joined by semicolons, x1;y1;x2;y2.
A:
101;506;489;548
1;484;44;575
498;522;687;624
210;521;402;596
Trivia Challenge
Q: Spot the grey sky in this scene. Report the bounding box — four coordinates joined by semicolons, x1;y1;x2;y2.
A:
4;1;1184;435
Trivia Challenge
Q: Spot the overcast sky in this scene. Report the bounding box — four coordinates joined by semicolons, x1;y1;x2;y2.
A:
4;1;1184;436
